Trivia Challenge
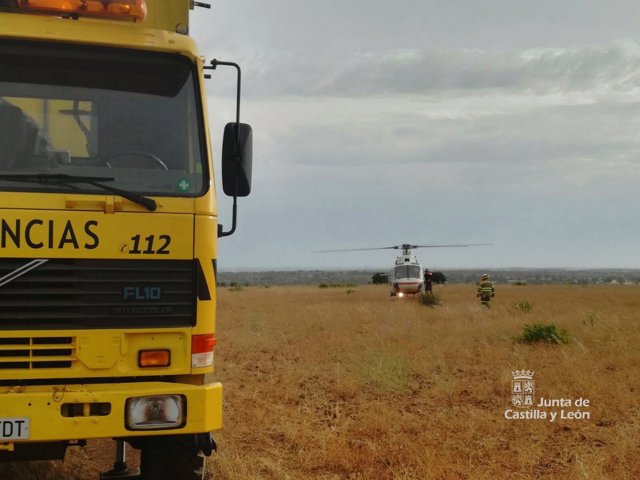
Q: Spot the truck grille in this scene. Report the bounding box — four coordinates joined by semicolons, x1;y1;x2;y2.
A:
0;259;196;329
0;337;75;369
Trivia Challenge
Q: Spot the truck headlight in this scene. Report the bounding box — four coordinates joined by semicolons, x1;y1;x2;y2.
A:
125;395;186;430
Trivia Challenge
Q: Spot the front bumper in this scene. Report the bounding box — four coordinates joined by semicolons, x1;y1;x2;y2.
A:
0;381;222;443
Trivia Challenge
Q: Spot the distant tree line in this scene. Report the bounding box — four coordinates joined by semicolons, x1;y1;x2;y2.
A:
371;272;389;284
218;268;640;286
431;271;447;284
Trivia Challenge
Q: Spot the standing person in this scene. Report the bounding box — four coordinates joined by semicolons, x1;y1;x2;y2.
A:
423;269;433;293
477;273;495;307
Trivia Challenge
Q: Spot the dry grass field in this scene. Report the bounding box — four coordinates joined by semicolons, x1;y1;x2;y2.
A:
3;283;640;479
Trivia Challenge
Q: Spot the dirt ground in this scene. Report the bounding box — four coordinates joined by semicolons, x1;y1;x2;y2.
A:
2;284;640;479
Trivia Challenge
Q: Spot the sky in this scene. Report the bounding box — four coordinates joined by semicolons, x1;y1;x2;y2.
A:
190;1;640;271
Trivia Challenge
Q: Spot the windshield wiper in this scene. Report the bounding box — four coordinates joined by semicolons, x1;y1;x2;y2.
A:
0;173;157;211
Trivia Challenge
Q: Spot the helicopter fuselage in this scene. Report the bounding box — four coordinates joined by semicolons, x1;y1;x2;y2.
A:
390;254;424;296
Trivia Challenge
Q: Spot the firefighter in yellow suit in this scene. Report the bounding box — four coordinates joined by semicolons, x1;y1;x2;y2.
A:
477;273;495;307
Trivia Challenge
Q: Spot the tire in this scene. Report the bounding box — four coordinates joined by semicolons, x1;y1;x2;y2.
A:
139;435;207;480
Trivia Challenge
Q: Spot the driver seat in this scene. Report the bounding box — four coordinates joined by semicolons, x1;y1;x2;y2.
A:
0;101;28;170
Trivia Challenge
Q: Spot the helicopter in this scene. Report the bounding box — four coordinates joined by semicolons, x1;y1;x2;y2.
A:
315;243;491;297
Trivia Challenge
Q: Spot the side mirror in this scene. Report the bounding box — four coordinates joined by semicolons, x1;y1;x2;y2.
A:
221;122;252;197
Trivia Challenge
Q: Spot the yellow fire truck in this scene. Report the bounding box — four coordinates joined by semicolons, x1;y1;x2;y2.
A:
0;0;252;478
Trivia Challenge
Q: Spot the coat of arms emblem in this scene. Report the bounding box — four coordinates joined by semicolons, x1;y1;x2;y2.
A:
511;370;535;408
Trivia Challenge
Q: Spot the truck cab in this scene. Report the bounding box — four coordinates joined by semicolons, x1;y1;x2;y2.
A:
0;1;252;478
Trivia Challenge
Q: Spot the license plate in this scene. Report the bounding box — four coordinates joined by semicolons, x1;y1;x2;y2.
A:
0;418;30;440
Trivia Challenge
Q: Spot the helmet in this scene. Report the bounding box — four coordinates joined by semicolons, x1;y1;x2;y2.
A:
481;274;489;280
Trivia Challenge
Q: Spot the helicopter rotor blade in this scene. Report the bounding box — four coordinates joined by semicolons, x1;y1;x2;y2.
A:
411;243;493;248
312;246;400;253
313;243;493;253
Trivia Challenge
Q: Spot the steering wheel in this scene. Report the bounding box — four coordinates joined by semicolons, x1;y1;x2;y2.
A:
104;151;168;170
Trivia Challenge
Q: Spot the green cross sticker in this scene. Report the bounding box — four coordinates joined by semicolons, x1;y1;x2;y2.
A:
176;178;192;192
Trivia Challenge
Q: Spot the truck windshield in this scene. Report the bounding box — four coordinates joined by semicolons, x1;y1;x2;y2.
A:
0;40;206;197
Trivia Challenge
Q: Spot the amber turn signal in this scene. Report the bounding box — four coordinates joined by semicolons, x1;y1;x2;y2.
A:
138;349;170;368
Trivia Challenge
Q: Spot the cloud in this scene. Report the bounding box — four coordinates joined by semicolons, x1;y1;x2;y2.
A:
218;42;640;176
237;91;640;190
240;42;640;98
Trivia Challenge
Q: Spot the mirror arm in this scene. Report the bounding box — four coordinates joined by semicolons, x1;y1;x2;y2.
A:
206;59;242;151
207;59;243;238
217;193;237;238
